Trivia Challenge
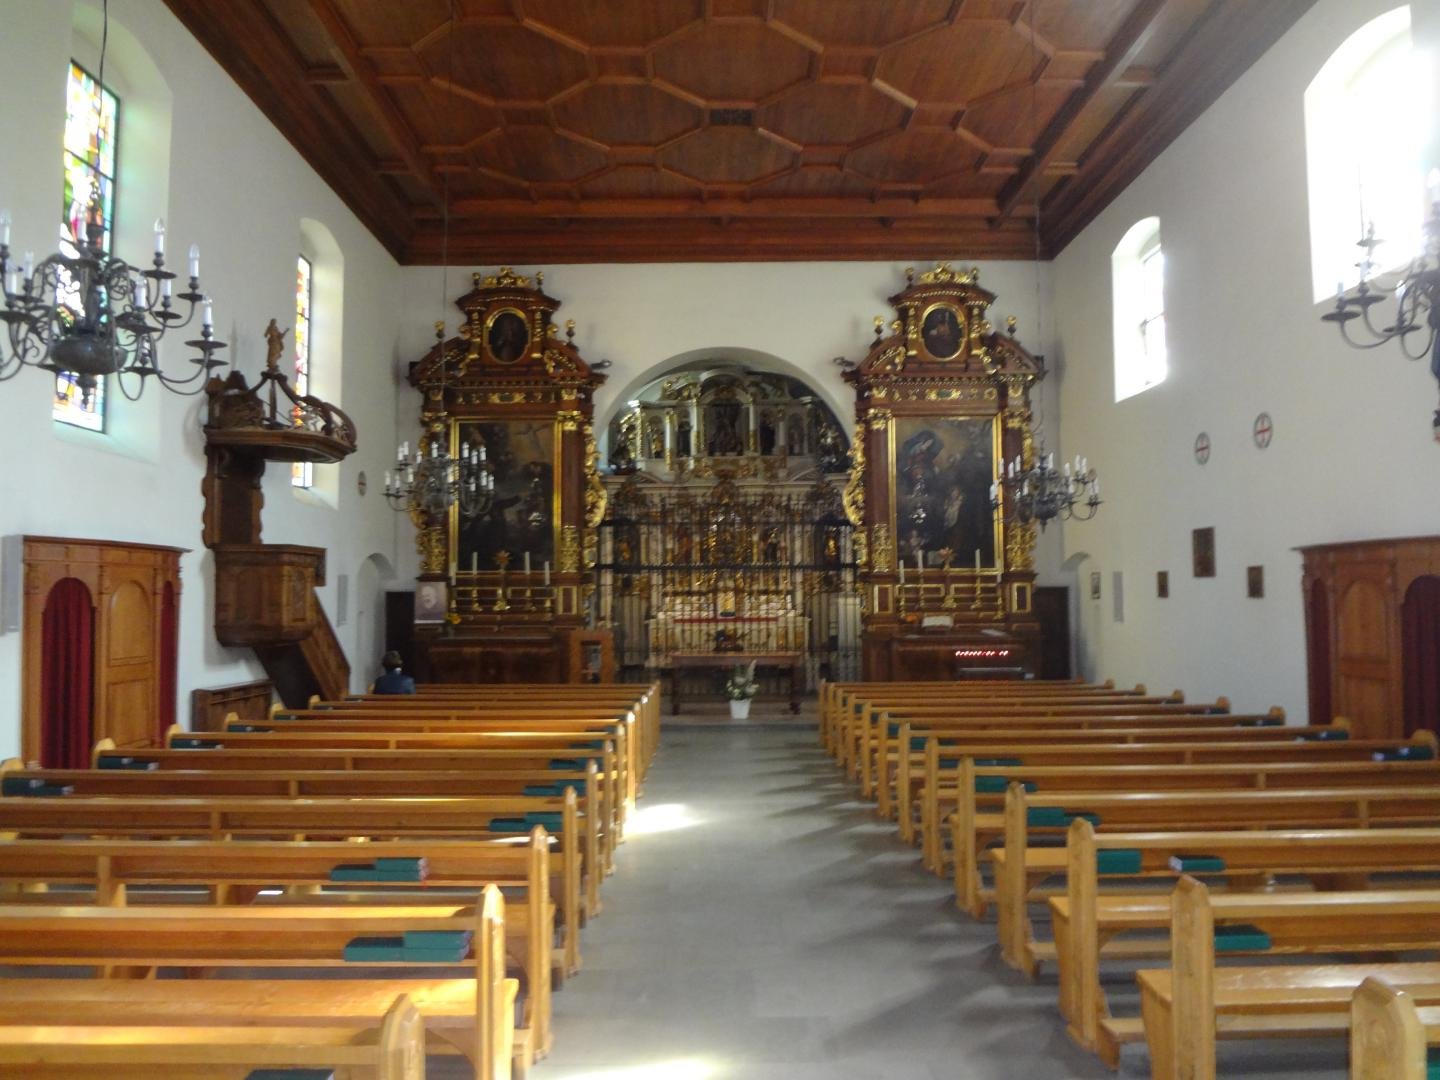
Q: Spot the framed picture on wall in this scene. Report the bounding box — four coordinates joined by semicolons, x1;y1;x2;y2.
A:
414;580;448;624
1193;527;1216;578
1157;570;1170;598
1090;571;1102;600
1247;565;1264;598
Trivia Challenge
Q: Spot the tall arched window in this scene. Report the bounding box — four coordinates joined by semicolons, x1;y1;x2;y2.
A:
54;60;119;432
1112;216;1167;402
1304;6;1430;301
292;254;315;488
293;218;344;505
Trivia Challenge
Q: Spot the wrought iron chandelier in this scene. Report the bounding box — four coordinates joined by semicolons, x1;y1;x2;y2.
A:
991;450;1101;530
1321;171;1439;428
383;425;494;520
383;0;494;523
0;0;226;404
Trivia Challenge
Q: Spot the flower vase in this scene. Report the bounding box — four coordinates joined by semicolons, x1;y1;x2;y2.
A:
729;698;752;720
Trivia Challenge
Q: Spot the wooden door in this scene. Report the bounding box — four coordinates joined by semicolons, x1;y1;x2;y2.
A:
1032;586;1072;680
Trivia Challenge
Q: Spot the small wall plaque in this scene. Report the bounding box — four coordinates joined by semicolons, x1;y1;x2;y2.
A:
1247;565;1264;598
1194;432;1211;465
1253;413;1273;449
1090;571;1102;600
1157;570;1169;598
1193;527;1216;578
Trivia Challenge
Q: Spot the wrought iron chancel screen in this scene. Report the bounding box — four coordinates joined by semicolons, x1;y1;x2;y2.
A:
593;475;860;693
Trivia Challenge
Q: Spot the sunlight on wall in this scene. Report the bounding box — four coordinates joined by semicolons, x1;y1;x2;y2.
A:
625;802;703;836
546;1059;720;1080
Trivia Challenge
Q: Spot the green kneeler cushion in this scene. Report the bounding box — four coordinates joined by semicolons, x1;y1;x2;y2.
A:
172;737;220;749
0;779;72;797
1373;745;1435;761
548;759;584;770
1096;849;1142;875
976;758;1023;767
974;777;1036;794
342;934;469;963
1214;923;1272;951
1027;807;1101;828
524;780;584;796
1427;1048;1440;1080
1300;728;1349;741
1169;854;1227;873
97;755;158;770
329;857;427;883
572;740;605;750
910;737;927;751
1236;717;1283;727
490;811;564;832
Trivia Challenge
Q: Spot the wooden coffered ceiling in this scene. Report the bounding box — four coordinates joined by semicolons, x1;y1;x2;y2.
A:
163;0;1316;264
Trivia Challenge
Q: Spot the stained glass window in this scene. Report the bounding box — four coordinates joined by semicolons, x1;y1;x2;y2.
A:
292;254;314;488
54;60;118;432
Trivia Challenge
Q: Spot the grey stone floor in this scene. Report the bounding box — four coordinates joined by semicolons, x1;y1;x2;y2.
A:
471;727;1348;1079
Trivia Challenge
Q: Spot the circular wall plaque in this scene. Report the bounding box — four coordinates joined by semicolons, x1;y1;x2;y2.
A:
1194;432;1211;465
1253;412;1274;449
356;470;367;496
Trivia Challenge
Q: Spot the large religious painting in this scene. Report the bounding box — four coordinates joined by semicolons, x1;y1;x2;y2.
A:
894;416;997;568
456;419;556;570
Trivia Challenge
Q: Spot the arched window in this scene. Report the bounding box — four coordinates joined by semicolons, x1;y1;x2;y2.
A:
291;253;315;488
293;218;344;505
53;4;173;458
1304;6;1429;302
1112;216;1167;402
54;60;119;432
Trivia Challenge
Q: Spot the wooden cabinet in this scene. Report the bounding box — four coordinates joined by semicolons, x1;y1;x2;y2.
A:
22;537;183;758
1300;535;1440;738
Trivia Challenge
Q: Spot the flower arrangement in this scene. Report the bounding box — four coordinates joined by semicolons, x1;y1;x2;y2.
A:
724;660;758;700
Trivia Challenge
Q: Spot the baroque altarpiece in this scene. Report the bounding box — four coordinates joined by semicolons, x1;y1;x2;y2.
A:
406;269;609;683
596;368;857;689
845;264;1045;679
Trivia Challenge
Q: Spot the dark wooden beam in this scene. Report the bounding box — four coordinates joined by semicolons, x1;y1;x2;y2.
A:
1042;0;1320;254
434;195;1006;220
995;0;1169;219
306;0;444;208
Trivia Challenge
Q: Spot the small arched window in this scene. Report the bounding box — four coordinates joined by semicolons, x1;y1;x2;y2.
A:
1304;6;1428;302
1112;216;1167;402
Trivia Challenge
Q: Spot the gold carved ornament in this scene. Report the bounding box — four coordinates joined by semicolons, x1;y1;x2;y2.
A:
583;424;607;529
416;525;447;576
871;522;894;572
1005;521;1036;572
560;526;581;574
842;430;866;527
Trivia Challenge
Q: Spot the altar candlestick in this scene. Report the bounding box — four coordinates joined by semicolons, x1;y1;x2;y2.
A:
899;562;905;584
544;561;551;586
524;552;531;575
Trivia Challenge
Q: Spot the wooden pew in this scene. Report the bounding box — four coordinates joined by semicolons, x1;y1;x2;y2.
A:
820;678;1138;753
0;789;592;955
0;889;517;1077
0;991;426;1079
9;758;617;880
87;742;623;868
1137;878;1440;1080
0;830;556;1054
1057;824;1440;1063
243;712;639;815
166;726;634;827
875;713;1326;818
1350;977;1440;1080
941;755;1440;910
991;782;1440;975
921;732;1440;883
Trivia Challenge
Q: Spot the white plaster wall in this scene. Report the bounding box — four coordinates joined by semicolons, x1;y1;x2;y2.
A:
0;0;405;754
393;260;1065;586
1052;0;1440;716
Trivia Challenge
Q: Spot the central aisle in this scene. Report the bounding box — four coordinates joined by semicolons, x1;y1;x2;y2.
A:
524;727;1343;1080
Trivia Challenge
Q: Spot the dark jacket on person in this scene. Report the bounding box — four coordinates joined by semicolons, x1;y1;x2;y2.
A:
373;669;416;695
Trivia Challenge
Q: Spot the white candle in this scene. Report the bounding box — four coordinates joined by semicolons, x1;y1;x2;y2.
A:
0;211;10;247
471;552;478;574
448;560;456;585
22;251;34;279
153;218;165;256
543;561;551;586
201;297;214;330
187;243;200;279
974;549;981;572
899;562;905;584
917;551;924;575
524;552;531;574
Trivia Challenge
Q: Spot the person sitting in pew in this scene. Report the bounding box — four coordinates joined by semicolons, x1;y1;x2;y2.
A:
373;651;416;695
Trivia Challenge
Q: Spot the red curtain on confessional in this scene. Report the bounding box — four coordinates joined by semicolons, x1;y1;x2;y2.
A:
1402;576;1440;736
39;577;95;770
158;581;178;740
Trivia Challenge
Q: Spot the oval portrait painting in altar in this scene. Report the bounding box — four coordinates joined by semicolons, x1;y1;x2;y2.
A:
920;303;964;361
485;309;530;364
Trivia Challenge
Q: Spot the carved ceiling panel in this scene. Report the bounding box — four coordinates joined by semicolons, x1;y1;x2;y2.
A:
169;0;1318;262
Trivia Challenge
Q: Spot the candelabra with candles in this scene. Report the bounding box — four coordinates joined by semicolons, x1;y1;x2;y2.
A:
1321;169;1439;430
383;428;494;521
991;449;1101;529
0;203;226;401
